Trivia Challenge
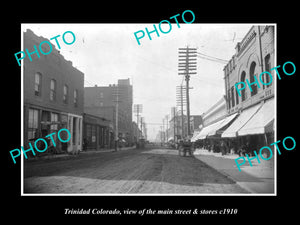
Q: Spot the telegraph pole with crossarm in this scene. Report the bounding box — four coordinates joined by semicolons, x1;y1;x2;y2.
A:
178;47;197;137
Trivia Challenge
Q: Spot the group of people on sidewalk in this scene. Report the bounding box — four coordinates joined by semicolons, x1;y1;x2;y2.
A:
194;136;267;157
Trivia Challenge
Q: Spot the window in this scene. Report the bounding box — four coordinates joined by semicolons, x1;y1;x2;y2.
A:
227;89;231;109
241;71;246;101
235;83;239;105
50;79;56;101
100;92;104;98
264;54;271;88
63;85;68;104
34;73;42;96
249;61;258;96
28;108;39;141
231;86;235;107
49;113;59;146
74;89;78;107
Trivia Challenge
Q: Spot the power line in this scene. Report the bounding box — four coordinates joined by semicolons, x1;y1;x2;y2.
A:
196;51;228;64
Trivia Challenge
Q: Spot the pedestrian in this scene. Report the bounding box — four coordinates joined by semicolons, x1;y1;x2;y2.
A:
83;137;88;151
220;140;227;155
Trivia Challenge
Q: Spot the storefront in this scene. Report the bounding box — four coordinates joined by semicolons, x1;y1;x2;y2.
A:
221;98;274;156
83;113;111;150
25;106;83;154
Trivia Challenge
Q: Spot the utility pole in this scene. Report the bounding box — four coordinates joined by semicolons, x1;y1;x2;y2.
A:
112;85;121;151
176;85;186;139
178;46;197;137
165;115;169;142
134;104;143;145
171;107;176;142
140;117;144;138
162;118;165;143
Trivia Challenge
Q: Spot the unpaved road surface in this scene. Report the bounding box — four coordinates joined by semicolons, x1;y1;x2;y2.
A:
24;147;248;194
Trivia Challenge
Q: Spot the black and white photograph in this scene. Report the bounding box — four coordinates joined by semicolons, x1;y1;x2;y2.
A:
4;3;300;221
20;23;276;195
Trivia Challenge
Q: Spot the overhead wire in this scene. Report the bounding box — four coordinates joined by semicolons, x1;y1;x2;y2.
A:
196;52;228;64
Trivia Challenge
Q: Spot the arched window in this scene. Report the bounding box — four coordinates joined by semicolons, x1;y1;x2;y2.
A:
264;54;271;88
241;71;246;101
249;61;258;96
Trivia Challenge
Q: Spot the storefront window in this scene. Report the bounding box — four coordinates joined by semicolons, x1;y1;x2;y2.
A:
28;108;39;140
51;113;58;131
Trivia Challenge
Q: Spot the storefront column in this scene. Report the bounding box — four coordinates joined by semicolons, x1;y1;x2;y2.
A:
75;117;79;152
67;115;73;153
79;117;82;151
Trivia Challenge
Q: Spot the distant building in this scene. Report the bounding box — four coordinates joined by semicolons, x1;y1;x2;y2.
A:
168;113;203;142
201;97;226;127
191;97;232;141
84;79;133;145
23;29;84;153
132;121;142;143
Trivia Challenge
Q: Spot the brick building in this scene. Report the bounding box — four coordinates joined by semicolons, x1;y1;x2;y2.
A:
190;25;275;156
222;25;275;145
23;29;84;153
84;79;133;145
191;96;236;142
223;25;275;115
83;113;112;150
219;25;275;157
169;113;203;142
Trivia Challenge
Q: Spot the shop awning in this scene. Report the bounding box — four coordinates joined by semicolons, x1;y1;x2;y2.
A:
168;137;174;142
191;130;201;142
194;118;226;140
207;112;238;136
238;98;274;136
221;103;262;138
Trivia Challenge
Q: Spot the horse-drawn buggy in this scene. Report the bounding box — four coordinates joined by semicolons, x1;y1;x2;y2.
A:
178;139;194;157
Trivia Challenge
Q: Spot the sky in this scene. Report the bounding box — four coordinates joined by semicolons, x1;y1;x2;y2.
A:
22;23;253;141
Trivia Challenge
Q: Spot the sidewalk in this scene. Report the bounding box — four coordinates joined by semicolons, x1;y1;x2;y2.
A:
194;148;275;194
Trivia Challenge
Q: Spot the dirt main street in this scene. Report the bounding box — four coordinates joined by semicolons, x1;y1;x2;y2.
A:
24;146;248;194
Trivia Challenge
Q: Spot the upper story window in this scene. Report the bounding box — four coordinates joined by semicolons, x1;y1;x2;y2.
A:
231;86;235;107
50;79;56;101
249;62;258;96
235;83;239;105
34;72;42;96
74;89;78;107
63;84;68;104
227;89;231;109
264;54;271;88
241;71;247;102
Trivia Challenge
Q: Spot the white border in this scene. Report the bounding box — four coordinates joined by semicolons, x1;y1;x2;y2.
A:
21;23;277;197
